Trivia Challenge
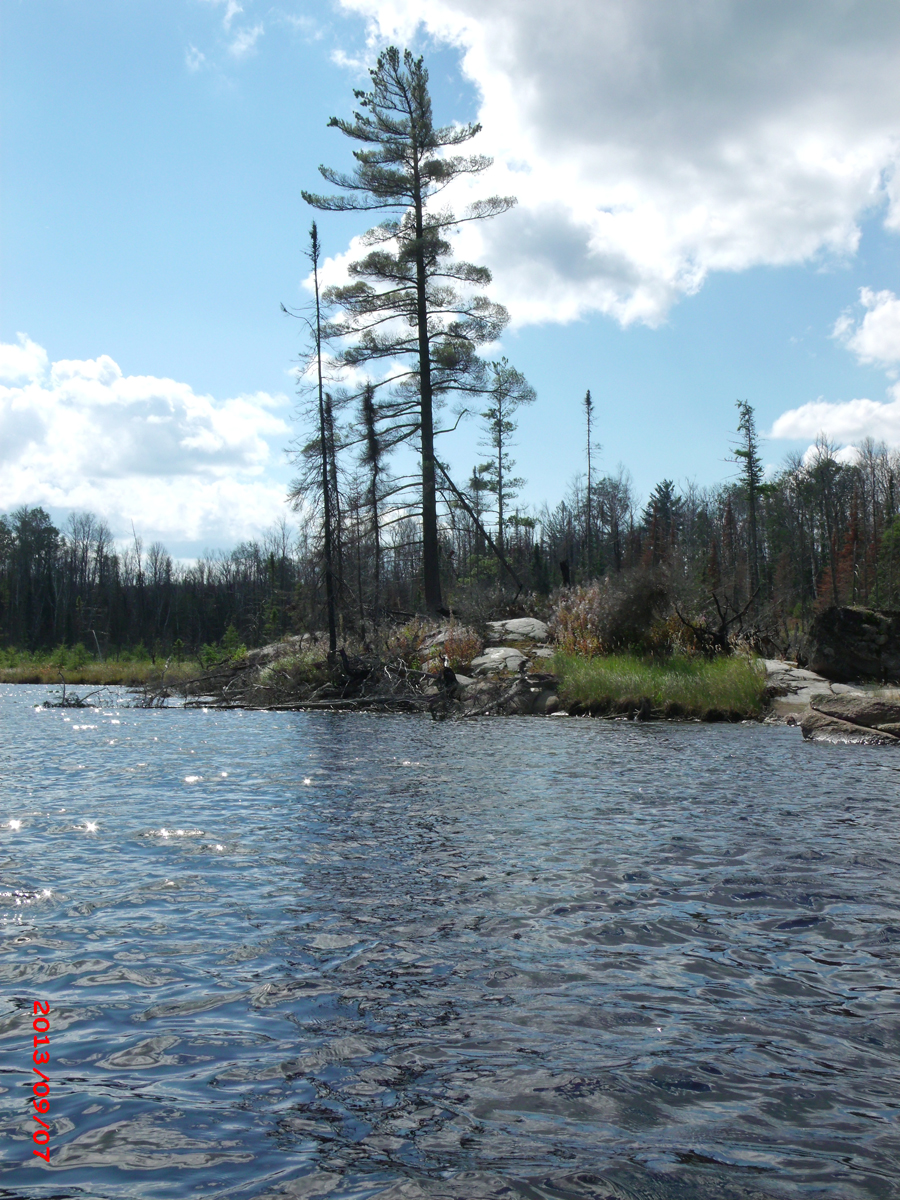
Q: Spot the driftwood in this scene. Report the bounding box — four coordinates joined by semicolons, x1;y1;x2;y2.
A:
135;643;558;719
41;672;107;708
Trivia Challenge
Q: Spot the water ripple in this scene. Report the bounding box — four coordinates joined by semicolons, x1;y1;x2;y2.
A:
0;687;898;1198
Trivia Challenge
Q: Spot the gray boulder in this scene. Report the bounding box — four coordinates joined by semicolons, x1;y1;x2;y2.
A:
801;694;900;743
485;617;549;643
801;709;900;745
811;694;900;730
469;647;527;675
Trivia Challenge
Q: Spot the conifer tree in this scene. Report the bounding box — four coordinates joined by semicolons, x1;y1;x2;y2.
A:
732;400;764;596
302;46;515;612
584;390;594;576
477;358;535;553
286;222;337;653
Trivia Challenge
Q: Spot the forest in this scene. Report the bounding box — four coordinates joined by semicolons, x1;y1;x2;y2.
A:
2;418;900;662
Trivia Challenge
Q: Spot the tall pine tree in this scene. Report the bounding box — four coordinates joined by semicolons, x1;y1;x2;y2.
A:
302;47;515;612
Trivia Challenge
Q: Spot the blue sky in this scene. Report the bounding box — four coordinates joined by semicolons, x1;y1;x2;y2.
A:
3;0;900;555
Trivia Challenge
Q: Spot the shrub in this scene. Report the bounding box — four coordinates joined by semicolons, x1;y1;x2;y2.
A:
549;570;671;657
68;642;90;668
423;623;484;673
441;624;483;670
384;619;431;670
257;652;328;692
199;626;247;669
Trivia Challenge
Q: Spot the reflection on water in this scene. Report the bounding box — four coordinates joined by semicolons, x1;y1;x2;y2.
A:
1;685;900;1199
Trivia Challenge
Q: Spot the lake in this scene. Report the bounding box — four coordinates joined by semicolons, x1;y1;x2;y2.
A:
1;685;899;1199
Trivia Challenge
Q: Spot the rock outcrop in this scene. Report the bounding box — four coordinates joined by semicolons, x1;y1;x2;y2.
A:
485;617;549;644
804;606;900;683
762;658;864;721
469;647;528;675
800;693;900;744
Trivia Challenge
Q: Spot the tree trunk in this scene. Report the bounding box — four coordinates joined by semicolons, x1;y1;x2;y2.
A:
413;176;443;612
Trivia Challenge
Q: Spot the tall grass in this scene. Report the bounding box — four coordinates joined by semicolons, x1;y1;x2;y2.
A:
554;652;767;719
0;646;199;686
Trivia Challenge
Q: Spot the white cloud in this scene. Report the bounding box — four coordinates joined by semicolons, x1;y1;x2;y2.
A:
0;333;49;384
770;383;900;447
279;12;323;40
197;0;263;64
200;0;243;29
223;0;243;31
0;337;292;547
185;44;207;72
335;0;900;326
834;287;900;369
229;22;264;57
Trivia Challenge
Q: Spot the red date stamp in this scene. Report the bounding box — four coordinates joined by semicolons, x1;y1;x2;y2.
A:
31;1001;51;1160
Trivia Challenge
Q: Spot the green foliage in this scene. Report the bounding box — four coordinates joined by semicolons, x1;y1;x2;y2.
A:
222;624;244;656
47;642;91;669
0;646;31;669
257;652;328;692
0;649;197;686
198;625;248;669
68;642;90;668
477;358;536;546
457;553;499;588
877;515;900;605
554;652;767;718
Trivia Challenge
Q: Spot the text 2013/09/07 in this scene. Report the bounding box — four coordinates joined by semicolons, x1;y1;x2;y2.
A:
31;1001;52;1160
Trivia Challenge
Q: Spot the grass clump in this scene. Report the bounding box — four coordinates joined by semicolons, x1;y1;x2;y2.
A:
256;652;328;693
553;652;767;720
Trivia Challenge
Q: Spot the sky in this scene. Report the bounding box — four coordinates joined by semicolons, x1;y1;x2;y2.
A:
2;0;900;557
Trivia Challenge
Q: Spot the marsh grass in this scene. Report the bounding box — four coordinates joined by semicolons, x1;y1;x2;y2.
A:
0;650;198;687
554;652;767;719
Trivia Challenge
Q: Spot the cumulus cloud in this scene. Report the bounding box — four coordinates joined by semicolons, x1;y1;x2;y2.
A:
770;384;900;448
770;286;900;455
0;333;49;384
0;336;292;547
335;0;900;326
833;287;900;370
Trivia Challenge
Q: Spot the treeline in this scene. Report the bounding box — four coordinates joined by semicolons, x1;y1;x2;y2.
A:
3;408;900;656
0;510;303;657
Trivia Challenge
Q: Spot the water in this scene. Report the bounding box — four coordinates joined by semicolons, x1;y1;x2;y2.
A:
1;685;900;1200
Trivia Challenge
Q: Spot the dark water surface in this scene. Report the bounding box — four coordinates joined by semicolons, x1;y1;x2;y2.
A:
2;686;900;1200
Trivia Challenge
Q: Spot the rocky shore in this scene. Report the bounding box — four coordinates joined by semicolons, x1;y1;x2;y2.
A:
157;618;562;719
764;657;900;743
133;614;900;739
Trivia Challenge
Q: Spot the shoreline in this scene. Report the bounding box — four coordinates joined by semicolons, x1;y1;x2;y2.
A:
7;636;900;733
